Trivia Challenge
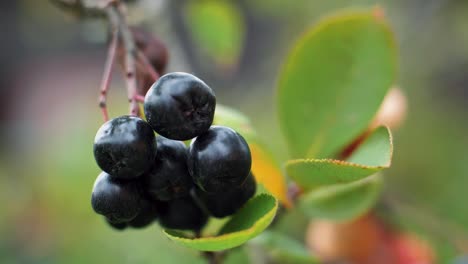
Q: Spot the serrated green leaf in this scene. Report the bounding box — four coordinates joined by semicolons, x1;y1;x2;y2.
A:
286;126;392;190
299;174;382;221
185;0;245;67
277;9;397;159
250;231;319;264
163;194;278;251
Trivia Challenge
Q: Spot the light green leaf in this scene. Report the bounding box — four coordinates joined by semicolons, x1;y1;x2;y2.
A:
185;0;245;67
163;194;278;251
277;9;397;158
286;126;392;190
299;174;382;221
250;231;319;264
214;104;257;141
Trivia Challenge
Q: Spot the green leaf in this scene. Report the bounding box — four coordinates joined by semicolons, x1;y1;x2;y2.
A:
277;9;397;159
286;126;392;190
185;0;245;67
163;194;278;251
250;231;319;264
299;174;382;221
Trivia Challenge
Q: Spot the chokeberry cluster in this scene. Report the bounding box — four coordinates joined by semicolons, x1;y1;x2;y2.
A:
91;72;256;232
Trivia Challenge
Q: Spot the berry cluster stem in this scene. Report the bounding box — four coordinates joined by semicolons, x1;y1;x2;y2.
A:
102;1;161;120
111;3;139;116
137;50;160;82
203;252;223;264
98;22;119;122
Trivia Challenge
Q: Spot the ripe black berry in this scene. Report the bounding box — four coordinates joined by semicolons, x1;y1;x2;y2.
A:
93;116;157;179
195;173;256;218
91;172;142;222
141;136;193;201
128;198;158;228
144;72;216;140
105;217;127;231
157;196;208;231
188;126;252;192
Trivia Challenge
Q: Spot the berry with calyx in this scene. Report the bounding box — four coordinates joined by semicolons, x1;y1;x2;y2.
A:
157;196;208;231
144;72;216;140
195;173;256;218
105;217;127;231
188;126;252;192
141;136;193;201
91;172;142;222
128;198;158;228
93;116;157;179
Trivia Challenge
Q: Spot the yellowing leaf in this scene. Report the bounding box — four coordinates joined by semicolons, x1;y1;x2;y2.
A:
250;143;292;208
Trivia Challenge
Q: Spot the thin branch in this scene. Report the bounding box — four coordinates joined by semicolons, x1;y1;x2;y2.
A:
106;2;140;116
134;94;145;103
137;50;160;81
98;24;119;122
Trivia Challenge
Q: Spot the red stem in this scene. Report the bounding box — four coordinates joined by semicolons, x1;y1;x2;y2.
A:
108;3;140;117
98;25;119;122
134;94;145;103
137;50;160;81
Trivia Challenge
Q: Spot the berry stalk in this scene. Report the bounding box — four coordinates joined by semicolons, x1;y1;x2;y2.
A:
98;22;119;122
106;2;140;117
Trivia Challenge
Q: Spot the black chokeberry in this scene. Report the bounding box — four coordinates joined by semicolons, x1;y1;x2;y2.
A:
128;198;158;228
195;173;256;218
93;116;156;179
91;172;142;222
105;217;127;231
188;126;252;192
157;196;208;231
141;136;193;201
144;72;216;140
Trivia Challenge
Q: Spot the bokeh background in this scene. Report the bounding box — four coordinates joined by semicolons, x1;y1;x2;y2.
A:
1;0;468;263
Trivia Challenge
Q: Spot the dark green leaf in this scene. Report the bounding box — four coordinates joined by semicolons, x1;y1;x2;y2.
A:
277;9;397;158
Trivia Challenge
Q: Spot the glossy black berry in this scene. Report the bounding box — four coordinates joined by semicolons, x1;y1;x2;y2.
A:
105;217;127;231
196;173;256;218
91;172;142;222
157;196;208;231
93;116;157;179
188;126;252;192
141;136;193;201
144;72;216;140
128;198;158;228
